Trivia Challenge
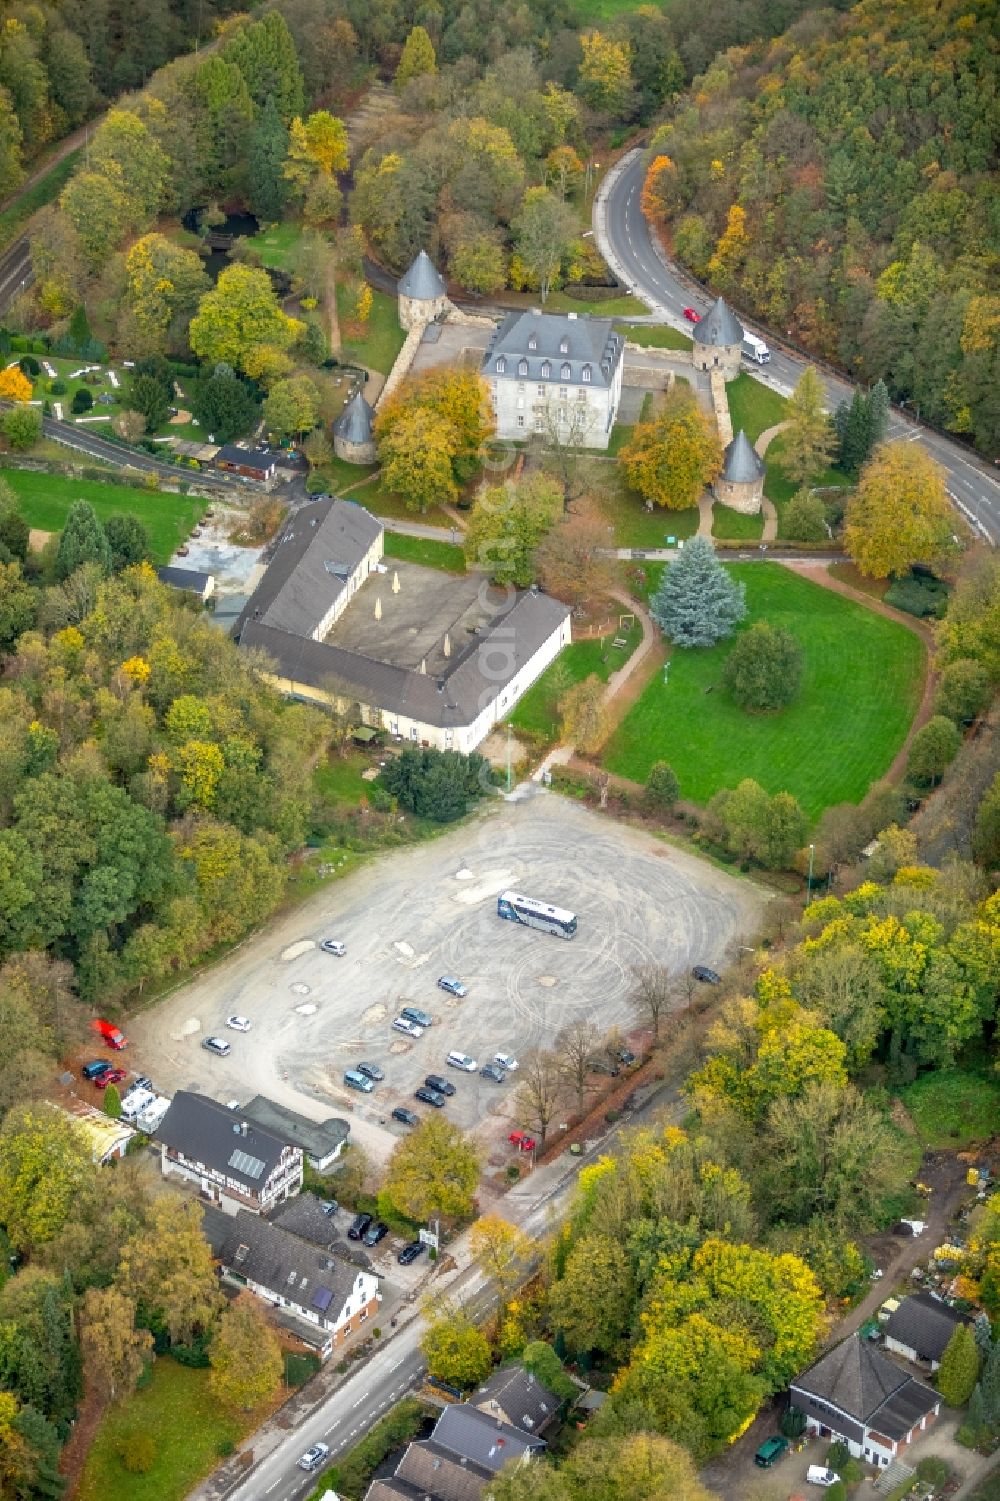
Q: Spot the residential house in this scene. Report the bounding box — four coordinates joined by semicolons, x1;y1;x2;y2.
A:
789;1334;940;1468
214;444;278;488
219;1209;378;1360
482;311;624;449
157;1090;303;1215
883;1293;970;1372
364;1392;546;1501
239;1094;349;1173
472;1366;559;1435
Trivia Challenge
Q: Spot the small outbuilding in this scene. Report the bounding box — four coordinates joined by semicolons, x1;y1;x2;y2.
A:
883;1293;971;1372
157;565;215;601
691;295;744;379
398;250;449;330
214;444;277;489
333;389;377;465
714;429;765;513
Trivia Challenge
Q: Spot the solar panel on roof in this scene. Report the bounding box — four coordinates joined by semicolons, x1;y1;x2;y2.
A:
312;1286;334;1312
228;1148;266;1179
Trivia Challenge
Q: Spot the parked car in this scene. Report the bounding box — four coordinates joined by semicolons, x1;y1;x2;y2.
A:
589;1057;620;1077
508;1130;536;1152
806;1466;840;1488
202;1036;231;1056
298;1443;330;1473
320;939;346;956
692;965;722;984
90;1065;114;1087
226;1015;251;1032
357;1061;385;1082
683;306;702;322
320;1200;338;1216
392;1016;424;1039
392;1107;419;1126
437;976;468;998
415;1086;446;1108
494;1053;519;1071
480;1063;505;1083
424;1074;456;1097
82;1059;111;1080
347;1213;372;1241
398;1240;426;1266
363;1221;388;1247
446;1052;477;1072
400;1005;433;1029
131;1074;153;1092
98;1067;127;1088
616;1047;638;1066
344;1069;374;1093
754;1436;788;1469
91;1018;127;1050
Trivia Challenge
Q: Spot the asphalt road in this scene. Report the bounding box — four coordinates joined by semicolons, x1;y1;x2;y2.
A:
598;150;1000;545
130;793;762;1163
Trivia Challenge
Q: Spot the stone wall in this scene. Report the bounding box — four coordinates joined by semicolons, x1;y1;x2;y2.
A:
693;341;741;380
710;369;733;446
715;475;763;514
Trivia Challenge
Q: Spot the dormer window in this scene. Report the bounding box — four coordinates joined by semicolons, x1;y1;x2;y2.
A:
518;358;528;376
559;337;569;354
540;360;551;378
528;335;537;351
560;361;571;380
582;364;592;383
601;360;611;378
496;357;506;374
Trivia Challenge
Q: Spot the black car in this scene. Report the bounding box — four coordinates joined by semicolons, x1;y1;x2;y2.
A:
616;1048;638;1067
82;1060;111;1080
692;965;722;985
392;1107;419;1126
480;1063;505;1083
423;1074;456;1097
347;1212;372;1241
398;1240;426;1266
357;1061;385;1082
132;1073;153;1091
414;1086;445;1108
363;1221;388;1247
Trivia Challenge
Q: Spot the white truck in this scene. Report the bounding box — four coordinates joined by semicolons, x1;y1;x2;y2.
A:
742;331;771;364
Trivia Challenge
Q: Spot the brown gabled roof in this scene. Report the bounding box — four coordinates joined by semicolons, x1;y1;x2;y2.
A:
395;1440;492;1501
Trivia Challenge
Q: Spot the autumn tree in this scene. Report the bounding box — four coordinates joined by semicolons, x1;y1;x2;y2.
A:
378;406;458;513
535;514;614;605
556;1019;602;1117
0;561;36;651
549;1233;632;1354
934;659;991;725
2;404;41;450
844;442;955;578
707;779;807;870
395;26;437;91
559;674;608;753
450;235;506;296
210;1296;283;1410
264;376;320;441
545;145;585;200
123;234;209;352
781;367;834;485
621;388;723;510
907;715;961;787
512;188;578;304
79;1287;152;1402
644;762;680;813
578;32;634;118
383;1115;480;1224
283;111;348;197
0;1106;93;1252
468;1216;533;1303
422;1307;492;1388
514;1051;565;1145
938;1324;980;1407
190;264;303;376
783;488;829;543
630;963;674;1042
465;474;562;586
974;774;1000;870
118;1198;222;1345
723;622;804;712
0;367;32;402
650;537;746;647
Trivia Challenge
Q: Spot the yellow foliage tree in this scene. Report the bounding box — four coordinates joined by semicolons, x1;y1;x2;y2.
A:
844;441;955;578
620;387;723;509
708;203;750;287
189;264;303;375
355;282;373;324
377;406;459;513
283;111;349;194
578;32;633;116
0;368;32;402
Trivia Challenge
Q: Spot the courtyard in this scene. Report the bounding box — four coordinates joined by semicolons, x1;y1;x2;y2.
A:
128;794;766;1164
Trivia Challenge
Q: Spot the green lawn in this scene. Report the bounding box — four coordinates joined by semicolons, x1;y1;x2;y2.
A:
247;222;305;270
542;289;648;317
384;531;466;573
762;432;853;538
0;147;82;251
591;462;699;548
616;322;694;352
314;456;379;496
34;354;122;420
76;1360;247;1501
314;750;374;808
712;503;763;540
603;563;925;818
2;469;204;562
567;0;653;19
510;628;640;740
336;287;407;376
607;392;653;457
352;474;452;529
898;1069;1000;1149
725;373;788;443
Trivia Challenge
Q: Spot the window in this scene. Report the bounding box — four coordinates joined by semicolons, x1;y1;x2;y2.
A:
559;337;569;354
517;381;525;393
409;726;418;741
517;415;525;428
359;1306;368;1321
518;358;528;376
537;385;544;396
527;334;537;351
534;416;543;430
559;386;568;399
561;362;571;380
582;364;592;383
559;406;567;421
540;360;551;378
496;357;506;374
516;396;524;409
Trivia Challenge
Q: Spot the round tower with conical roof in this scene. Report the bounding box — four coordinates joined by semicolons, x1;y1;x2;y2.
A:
333;388;377;465
715;429;765;513
397;249;449;330
691;296;744;380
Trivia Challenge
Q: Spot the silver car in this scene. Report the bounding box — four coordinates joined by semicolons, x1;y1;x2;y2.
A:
392;1016;424;1039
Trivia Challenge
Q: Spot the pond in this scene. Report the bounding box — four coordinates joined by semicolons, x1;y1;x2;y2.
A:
182;208;261;282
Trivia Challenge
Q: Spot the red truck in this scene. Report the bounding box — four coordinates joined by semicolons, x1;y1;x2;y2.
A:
91;1018;127;1050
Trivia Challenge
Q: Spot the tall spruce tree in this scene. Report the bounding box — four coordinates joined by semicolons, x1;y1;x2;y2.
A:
937;1323;979;1407
979;1338;1000;1429
838;389;869;476
55;501;111;580
867;379;890;452
650;536;746;648
247;96;289;222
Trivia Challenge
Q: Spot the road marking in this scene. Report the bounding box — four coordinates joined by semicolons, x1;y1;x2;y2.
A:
389;1358;405;1370
351;1394;365;1408
265;1482;279;1494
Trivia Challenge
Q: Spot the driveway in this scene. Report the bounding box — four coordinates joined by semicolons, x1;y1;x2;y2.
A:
129;794;766;1164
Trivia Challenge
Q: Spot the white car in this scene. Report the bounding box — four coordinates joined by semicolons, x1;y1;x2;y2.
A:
447;1052;478;1072
321;939;346;956
298;1442;330;1473
806;1466;841;1488
392;1016;424;1039
226;1015;251;1032
494;1053;519;1071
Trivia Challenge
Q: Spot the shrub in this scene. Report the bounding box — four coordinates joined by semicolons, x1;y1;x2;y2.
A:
723;621;803;712
119;1433;156;1473
826;1440;849;1470
884;573;950;619
645;760;680;810
216;1438;235;1458
783;488;828;542
71;386;93;414
18;354;39;377
49;378;67;395
907;715;961;787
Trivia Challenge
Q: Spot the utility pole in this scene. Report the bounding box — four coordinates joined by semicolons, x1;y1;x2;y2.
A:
806;842;815;902
506;722;512;793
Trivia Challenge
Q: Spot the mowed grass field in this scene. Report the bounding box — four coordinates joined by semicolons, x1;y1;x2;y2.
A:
2;469;205;562
511;628;640;740
603;563;925;818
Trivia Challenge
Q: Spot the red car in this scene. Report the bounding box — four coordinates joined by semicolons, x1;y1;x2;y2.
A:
91;1018;127;1050
683;307;702;323
508;1130;537;1152
94;1066;126;1089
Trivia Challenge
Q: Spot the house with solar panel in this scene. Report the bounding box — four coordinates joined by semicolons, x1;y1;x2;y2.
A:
157;1091;304;1215
218;1209;378;1359
482;310;624;449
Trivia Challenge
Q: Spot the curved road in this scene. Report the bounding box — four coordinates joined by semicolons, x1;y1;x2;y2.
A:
598;149;1000;545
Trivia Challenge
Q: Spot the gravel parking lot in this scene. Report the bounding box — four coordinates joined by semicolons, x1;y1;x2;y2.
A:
130;794;766;1163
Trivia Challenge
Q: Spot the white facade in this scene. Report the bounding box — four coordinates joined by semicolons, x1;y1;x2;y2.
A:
160;1141;303;1216
313;530;384;639
234;1265;379;1353
490;366;623;450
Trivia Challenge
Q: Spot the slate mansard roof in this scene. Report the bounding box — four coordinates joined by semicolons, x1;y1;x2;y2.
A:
692;296;744;349
220;1209;362;1315
158;1091;292;1190
398;250;447;300
333;390;375;444
482;311;623;390
884;1293;969;1363
722;430;766;484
